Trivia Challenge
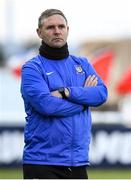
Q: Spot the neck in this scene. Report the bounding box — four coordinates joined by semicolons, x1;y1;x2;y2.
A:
39;41;69;60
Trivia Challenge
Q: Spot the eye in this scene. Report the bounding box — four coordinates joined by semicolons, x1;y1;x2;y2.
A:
47;25;55;30
59;25;65;29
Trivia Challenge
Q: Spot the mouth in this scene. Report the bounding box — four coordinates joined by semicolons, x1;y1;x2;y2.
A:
52;38;63;42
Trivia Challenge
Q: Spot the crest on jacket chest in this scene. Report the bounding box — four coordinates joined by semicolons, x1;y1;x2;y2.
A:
75;65;84;74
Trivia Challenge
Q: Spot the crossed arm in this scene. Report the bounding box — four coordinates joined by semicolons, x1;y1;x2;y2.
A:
51;75;98;98
21;62;107;117
51;72;107;107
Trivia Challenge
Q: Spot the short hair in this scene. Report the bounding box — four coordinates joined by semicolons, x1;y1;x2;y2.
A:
38;9;68;28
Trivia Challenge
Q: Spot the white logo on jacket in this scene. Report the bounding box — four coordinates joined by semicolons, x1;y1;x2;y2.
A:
46;72;54;75
75;65;85;74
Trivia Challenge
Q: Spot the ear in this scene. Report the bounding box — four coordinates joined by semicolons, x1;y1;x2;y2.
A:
36;28;42;39
67;26;69;35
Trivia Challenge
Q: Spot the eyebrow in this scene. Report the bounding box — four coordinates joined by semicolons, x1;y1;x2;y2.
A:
46;24;66;29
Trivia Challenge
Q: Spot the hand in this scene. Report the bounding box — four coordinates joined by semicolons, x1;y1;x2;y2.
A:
51;90;62;98
84;75;98;87
51;88;69;99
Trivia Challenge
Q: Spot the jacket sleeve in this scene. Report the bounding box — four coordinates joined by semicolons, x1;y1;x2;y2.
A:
67;61;108;107
21;65;84;117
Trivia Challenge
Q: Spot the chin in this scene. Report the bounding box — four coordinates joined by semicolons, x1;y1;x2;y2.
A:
50;40;66;48
52;43;65;48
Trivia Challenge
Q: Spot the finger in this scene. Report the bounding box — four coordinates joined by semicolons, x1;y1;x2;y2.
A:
85;76;98;86
90;75;96;82
51;91;62;98
91;77;98;86
85;75;96;86
90;77;97;86
84;75;91;86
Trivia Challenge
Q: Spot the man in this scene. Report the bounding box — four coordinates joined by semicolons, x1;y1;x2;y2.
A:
21;9;108;179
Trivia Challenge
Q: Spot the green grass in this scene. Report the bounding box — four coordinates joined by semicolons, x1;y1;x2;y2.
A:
0;168;23;179
88;168;131;179
0;168;131;179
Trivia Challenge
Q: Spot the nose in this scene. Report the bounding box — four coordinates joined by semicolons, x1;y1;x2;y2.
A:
54;27;61;34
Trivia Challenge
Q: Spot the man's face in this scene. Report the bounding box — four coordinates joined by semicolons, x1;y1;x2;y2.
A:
37;14;69;48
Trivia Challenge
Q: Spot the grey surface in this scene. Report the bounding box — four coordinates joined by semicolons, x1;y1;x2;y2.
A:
0;67;25;125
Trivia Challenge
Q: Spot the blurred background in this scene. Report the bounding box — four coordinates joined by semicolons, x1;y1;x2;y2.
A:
0;0;131;178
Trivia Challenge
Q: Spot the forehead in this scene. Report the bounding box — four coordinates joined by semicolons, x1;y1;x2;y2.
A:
42;14;67;27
